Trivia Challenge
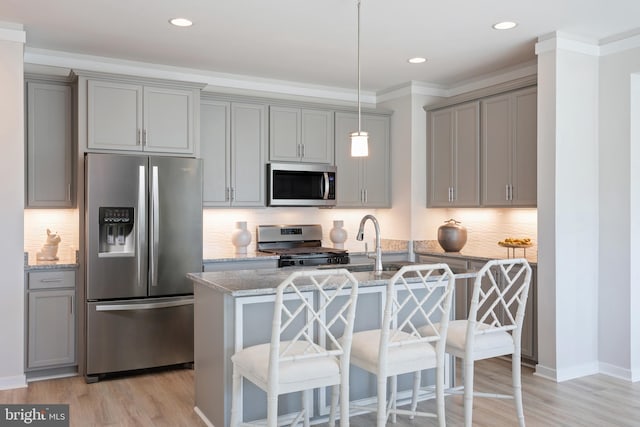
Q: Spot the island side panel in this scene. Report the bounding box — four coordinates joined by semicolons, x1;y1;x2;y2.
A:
194;281;235;427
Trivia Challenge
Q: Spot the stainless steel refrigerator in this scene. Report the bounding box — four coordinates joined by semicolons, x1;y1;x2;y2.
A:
84;153;202;381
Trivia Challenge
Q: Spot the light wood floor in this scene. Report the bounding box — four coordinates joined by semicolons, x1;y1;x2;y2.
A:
2;359;640;426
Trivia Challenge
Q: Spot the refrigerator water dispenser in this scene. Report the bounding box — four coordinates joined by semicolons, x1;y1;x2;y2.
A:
98;207;135;257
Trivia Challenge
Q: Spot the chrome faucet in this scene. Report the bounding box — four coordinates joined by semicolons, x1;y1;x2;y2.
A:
356;214;383;274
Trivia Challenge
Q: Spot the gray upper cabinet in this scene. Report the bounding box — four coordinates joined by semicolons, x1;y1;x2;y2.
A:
26;79;73;208
428;101;480;207
76;71;203;155
482;87;537;206
201;99;266;207
269;106;334;164
335;112;390;207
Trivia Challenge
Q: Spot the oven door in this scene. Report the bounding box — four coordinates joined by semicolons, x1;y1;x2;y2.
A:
268;163;336;207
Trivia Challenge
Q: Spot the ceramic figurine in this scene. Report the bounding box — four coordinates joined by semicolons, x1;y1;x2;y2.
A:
36;229;61;261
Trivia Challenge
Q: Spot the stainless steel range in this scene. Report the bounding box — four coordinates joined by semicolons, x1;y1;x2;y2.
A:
256;224;350;267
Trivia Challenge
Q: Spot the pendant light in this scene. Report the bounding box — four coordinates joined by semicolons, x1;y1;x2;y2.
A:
350;0;369;157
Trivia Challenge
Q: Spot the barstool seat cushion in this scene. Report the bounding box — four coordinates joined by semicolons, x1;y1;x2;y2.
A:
420;320;514;360
232;341;340;389
349;329;437;376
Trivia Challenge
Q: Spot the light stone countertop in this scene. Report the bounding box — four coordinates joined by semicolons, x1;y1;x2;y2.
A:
24;251;79;271
414;240;538;265
187;266;477;297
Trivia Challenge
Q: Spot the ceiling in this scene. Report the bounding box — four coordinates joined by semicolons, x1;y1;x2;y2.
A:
3;0;640;95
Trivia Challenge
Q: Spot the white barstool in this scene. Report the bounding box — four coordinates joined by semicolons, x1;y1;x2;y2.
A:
420;258;532;427
229;268;359;427
345;263;455;427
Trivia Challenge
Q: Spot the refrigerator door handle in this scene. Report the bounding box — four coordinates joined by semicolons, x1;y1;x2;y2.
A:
137;165;146;288
150;165;159;287
95;298;194;312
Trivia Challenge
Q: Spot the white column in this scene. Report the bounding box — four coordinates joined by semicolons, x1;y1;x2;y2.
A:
0;23;27;390
535;34;600;381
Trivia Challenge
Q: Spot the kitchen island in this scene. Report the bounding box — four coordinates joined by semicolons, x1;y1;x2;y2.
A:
187;265;476;427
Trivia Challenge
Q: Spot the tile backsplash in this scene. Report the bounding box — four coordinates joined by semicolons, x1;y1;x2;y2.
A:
24;209;79;264
422;208;538;258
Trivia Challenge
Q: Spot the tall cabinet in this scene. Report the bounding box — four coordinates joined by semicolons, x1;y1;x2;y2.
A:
427;101;480;207
481;86;537;206
334;112;390;207
201;98;267;207
25;77;74;207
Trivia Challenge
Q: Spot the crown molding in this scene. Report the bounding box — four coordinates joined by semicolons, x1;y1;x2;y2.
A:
600;32;640;56
0;26;25;44
24;47;375;105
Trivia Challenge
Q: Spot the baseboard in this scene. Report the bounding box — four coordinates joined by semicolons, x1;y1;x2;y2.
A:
0;374;27;391
194;406;215;427
599;361;637;382
534;363;557;381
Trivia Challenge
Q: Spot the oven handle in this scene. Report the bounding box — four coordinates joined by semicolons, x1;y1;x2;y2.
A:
323;172;330;200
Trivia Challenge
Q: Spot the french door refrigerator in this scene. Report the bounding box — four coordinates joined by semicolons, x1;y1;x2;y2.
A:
85;153;202;381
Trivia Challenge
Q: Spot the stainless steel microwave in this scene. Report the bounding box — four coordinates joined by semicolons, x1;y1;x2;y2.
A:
268;163;336;207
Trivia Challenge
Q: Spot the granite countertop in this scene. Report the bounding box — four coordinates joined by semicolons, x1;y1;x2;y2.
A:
413;240;537;265
24;252;79;271
188;266;476;297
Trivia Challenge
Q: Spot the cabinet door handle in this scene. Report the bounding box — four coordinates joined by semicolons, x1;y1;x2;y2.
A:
142;129;147;146
506;184;510;201
39;278;63;283
509;185;513;201
230;187;235;202
70;295;73;314
364;189;368;204
137;129;141;145
301;144;305;158
67;184;71;202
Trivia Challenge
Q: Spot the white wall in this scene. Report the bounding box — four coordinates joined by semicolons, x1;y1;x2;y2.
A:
631;73;640;381
598;44;640;380
0;26;27;390
377;94;412;241
535;35;600;381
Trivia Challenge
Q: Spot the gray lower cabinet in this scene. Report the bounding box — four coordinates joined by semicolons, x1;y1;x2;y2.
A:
481;87;537;206
25;79;73;208
203;258;278;271
26;270;76;370
334;112;391;207
427;101;480;207
200;99;267;207
269;106;334;164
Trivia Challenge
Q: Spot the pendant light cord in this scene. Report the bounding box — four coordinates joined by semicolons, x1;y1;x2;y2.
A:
357;0;362;133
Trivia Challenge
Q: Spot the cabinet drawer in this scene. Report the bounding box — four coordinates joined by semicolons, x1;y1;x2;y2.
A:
28;270;75;290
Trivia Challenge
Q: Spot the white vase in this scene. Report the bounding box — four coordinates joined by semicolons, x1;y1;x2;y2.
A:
231;221;252;254
330;220;348;249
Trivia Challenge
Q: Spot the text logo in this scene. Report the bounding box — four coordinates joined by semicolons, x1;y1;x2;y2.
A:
0;405;69;427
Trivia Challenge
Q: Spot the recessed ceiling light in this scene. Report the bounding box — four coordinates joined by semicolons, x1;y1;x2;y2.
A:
492;21;517;30
169;18;193;27
408;57;427;64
